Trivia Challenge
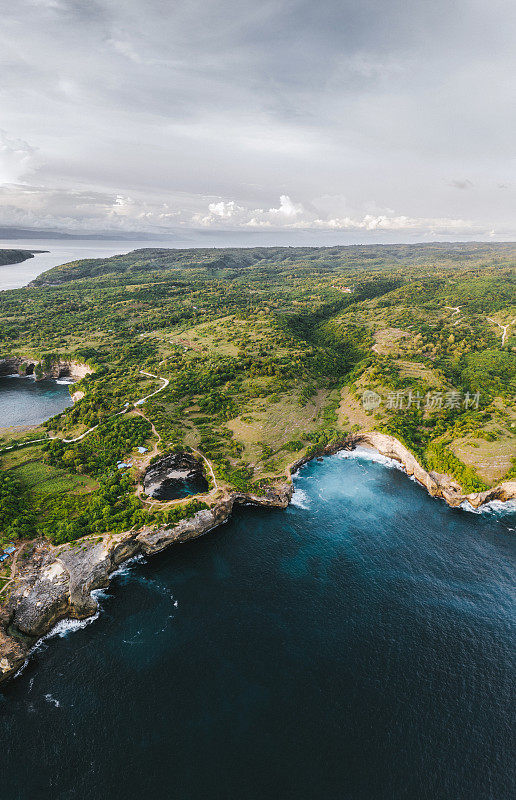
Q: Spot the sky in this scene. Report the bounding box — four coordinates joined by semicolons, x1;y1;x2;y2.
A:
1;0;515;244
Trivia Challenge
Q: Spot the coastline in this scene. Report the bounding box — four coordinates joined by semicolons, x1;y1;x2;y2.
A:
0;356;91;382
0;432;515;688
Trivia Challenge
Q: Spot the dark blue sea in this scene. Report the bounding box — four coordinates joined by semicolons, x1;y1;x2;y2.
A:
0;375;72;427
0;449;514;800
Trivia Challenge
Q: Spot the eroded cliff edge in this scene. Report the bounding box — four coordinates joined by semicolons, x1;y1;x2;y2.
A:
1;432;514;688
0;356;91;382
348;432;516;509
0;485;292;685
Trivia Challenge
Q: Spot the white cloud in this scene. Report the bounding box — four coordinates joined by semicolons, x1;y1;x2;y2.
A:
0;131;38;185
190;195;479;236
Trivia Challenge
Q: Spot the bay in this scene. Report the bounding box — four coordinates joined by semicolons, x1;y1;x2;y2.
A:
0;450;514;799
0;375;73;428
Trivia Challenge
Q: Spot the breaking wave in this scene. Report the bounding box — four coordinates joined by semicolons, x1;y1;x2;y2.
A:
290;488;311;509
336;446;405;472
461;499;516;516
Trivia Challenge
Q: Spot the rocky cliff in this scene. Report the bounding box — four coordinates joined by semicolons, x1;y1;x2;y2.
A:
0;356;91;381
0;484;292;686
1;430;514;688
347;432;516;509
143;452;208;499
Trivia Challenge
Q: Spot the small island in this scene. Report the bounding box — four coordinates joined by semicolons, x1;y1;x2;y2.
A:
0;242;514;683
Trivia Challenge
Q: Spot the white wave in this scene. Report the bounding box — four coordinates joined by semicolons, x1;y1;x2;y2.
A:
44;693;60;707
91;587;111;601
291;488;311;509
11;554;149;682
337;448;515;516
11;608;103;681
460;499;516;516
44;612;100;640
109;553;146;580
337;446;404;472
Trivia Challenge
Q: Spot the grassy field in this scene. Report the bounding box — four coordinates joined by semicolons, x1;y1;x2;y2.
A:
2;446;97;496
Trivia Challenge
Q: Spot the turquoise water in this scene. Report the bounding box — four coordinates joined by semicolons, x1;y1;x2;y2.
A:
151;474;210;500
0;375;73;427
0;450;514;799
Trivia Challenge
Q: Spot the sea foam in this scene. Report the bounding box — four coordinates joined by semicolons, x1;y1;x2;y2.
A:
290;488;311;509
336;446;405;472
460;498;516;516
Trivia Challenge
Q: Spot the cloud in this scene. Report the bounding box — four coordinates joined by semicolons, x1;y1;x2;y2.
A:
192;195;480;237
0;1;514;241
449;179;474;190
0;131;38;185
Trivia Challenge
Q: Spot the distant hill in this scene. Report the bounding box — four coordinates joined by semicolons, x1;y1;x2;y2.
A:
31;241;516;286
0;249;43;266
0;226;179;241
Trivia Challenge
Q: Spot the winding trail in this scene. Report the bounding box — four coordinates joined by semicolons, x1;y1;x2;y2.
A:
445;305;462;326
134;372;169;406
1;366;219;510
0;543;25;595
135;430;220;508
487;317;514;346
0;370;169;453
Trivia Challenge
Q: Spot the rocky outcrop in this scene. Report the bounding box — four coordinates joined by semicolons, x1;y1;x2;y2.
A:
0;356;91;382
0;484;292;686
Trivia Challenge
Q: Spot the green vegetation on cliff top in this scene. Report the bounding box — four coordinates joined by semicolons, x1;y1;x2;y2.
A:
0;242;514;546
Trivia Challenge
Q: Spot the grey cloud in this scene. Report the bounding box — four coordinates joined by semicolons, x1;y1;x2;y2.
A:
449;180;474;190
0;0;515;240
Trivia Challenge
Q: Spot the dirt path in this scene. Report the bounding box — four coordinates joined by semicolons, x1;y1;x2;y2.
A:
487;317;515;346
0;543;26;596
0;370;170;453
134;408;220;508
134;410;162;507
445;305;462;326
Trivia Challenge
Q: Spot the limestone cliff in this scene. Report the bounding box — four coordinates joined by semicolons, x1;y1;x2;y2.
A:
347;432;516;509
0;484;292;685
0;356;91;382
0;430;514;689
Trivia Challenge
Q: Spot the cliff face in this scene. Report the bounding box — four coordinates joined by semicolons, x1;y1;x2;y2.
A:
0;484;292;685
0;356;91;381
348;432;516;509
1;428;514;688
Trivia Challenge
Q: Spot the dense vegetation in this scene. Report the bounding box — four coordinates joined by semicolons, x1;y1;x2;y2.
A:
0;242;514;547
0;249;38;267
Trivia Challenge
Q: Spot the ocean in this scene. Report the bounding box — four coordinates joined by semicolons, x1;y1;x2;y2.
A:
0;449;514;799
0;239;178;291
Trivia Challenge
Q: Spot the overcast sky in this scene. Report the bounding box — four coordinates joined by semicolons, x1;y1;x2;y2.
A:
1;0;515;243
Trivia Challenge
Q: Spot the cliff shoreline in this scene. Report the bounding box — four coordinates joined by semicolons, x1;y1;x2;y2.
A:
0;356;91;382
0;432;514;688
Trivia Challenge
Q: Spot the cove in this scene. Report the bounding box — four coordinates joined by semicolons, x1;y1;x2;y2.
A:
0;451;514;800
0;375;73;428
